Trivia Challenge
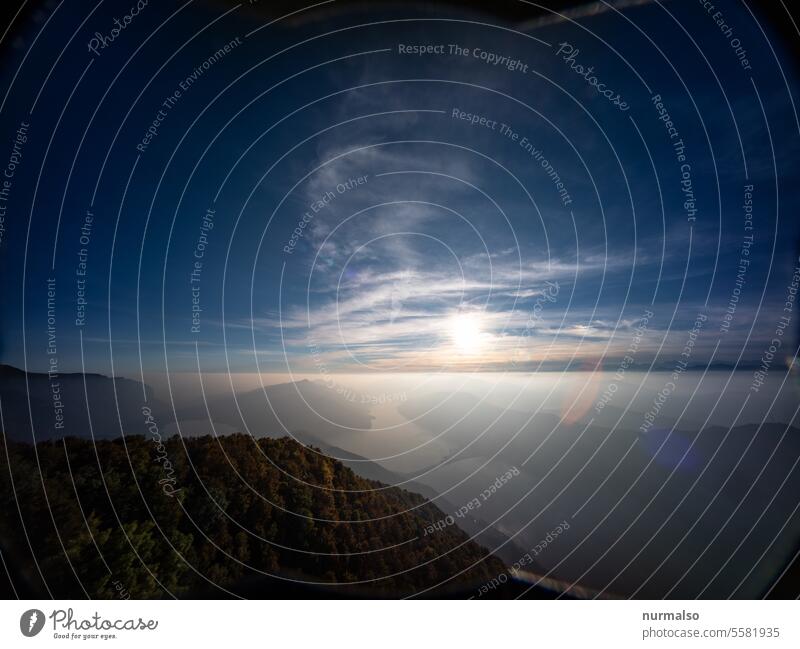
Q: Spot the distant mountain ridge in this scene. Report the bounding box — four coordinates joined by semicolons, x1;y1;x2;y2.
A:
174;377;374;439
0;363;169;442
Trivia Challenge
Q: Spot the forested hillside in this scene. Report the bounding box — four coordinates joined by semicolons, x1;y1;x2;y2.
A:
0;433;506;598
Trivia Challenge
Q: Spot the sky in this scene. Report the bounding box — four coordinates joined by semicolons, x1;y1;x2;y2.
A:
1;0;799;379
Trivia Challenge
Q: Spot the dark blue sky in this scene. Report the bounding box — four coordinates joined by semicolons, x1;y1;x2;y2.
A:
1;0;799;378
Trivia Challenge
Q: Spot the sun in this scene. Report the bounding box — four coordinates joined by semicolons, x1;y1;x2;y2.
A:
448;312;487;355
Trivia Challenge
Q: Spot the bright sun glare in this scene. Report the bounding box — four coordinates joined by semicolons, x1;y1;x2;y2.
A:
448;313;487;355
